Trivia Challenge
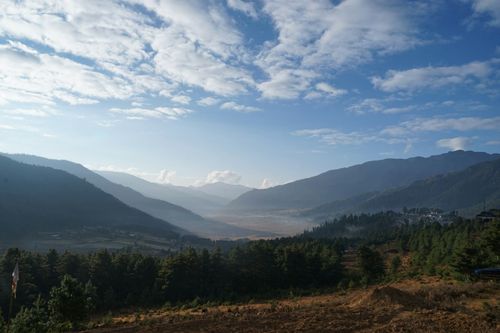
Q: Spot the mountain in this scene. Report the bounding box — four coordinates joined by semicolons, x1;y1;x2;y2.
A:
5;154;260;239
97;171;228;215
195;182;252;201
228;151;500;212
305;157;500;220
0;155;181;240
355;157;500;214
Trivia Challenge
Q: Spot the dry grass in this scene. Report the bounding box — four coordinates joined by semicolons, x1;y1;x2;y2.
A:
82;278;500;333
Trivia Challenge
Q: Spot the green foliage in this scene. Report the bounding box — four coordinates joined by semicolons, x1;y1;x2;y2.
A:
482;219;500;263
8;297;49;333
48;275;95;328
0;212;497;330
357;246;385;282
390;255;402;275
304;212;400;243
450;246;482;279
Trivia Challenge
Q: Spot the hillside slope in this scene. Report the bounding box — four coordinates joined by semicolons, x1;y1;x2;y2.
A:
357;157;500;213
228;151;499;212
0;155;180;239
6;154;256;239
306;157;500;219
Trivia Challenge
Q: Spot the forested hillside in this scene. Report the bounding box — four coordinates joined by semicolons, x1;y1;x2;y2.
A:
0;155;182;239
305;157;500;220
5;154;256;239
228;151;499;211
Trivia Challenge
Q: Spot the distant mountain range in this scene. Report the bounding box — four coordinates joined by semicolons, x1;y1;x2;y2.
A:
5;154;263;239
228;151;500;212
96;171;250;215
194;182;252;201
97;170;227;215
304;157;500;221
2;150;498;241
0;155;181;240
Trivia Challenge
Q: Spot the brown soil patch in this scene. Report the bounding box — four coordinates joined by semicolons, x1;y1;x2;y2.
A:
82;279;500;333
351;286;431;310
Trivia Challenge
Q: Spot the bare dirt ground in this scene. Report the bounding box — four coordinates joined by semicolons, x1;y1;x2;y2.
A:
82;278;499;333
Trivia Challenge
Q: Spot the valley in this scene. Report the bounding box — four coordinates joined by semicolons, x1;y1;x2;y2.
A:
1;2;499;332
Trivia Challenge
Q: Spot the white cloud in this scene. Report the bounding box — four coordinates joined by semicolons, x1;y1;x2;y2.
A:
259;178;276;189
220;101;261;113
293;128;380;145
347;98;384;114
227;0;258;19
205;170;241;184
293;127;414;151
0;0;255;107
257;0;420;99
0;1;151;67
305;82;347;99
91;164;181;185
1;108;59;117
315;82;348;97
197;97;220;106
381;106;415;114
348;98;423;115
436;137;472;151
0;0;438;107
382;116;500;136
468;0;500;27
151;28;253;96
171;95;192;105
258;69;317;99
157;169;177;184
372;60;495;92
109;107;193;120
143;0;255;96
0;42;134;106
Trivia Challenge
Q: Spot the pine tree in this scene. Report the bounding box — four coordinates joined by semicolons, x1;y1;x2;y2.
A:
357;246;385;282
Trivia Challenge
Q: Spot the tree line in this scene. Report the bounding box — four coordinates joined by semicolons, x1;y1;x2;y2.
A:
0;211;498;331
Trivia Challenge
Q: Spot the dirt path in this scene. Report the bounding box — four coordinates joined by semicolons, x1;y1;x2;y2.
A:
82;278;499;333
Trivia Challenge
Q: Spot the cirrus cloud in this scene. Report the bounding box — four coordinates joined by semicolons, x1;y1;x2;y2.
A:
109;107;192;120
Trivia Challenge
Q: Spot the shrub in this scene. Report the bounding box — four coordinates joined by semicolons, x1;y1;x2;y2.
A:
8;297;49;333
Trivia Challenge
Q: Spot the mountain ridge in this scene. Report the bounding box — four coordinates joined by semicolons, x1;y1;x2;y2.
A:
227;150;500;212
304;157;500;220
194;182;253;201
0;155;182;239
96;170;228;215
5;153;261;239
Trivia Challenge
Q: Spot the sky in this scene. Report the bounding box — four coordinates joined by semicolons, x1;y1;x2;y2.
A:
0;0;499;188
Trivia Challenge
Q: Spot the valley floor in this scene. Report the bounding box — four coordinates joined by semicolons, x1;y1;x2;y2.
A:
82;277;499;333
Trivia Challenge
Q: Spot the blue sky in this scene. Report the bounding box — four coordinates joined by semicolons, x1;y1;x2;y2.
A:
0;0;499;187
